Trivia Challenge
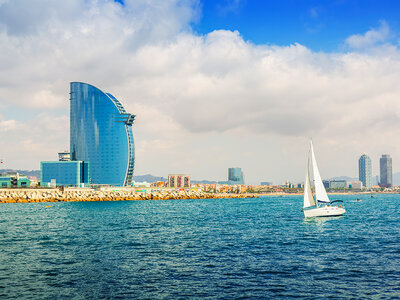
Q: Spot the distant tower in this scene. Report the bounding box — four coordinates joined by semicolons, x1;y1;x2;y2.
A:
228;167;244;185
380;154;392;187
358;154;372;188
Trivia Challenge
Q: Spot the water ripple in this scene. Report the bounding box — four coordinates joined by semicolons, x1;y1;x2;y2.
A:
0;195;400;298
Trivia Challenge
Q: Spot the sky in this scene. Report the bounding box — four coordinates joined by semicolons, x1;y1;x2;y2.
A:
1;0;400;184
196;0;400;51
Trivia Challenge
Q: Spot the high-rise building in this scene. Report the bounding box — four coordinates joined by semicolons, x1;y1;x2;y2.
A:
70;82;135;186
380;154;392;187
358;154;372;188
228;167;244;185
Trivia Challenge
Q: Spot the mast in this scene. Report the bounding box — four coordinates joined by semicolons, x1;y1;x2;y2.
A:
310;140;330;203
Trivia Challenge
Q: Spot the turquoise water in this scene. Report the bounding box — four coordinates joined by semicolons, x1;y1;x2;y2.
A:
0;194;399;299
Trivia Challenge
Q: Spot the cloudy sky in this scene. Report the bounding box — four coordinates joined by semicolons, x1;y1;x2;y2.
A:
1;0;400;184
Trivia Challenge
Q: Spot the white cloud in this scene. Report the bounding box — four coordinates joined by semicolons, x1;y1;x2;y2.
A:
0;115;18;131
346;21;390;49
0;1;400;183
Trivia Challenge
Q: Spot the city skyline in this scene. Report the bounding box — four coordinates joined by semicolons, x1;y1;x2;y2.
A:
1;1;400;184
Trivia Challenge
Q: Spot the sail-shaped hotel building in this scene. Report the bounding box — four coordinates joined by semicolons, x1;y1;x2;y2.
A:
70;82;135;186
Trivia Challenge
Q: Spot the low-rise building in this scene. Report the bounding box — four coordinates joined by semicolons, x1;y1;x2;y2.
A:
350;181;363;189
133;181;150;188
329;180;348;189
40;161;89;187
168;174;190;188
0;172;31;188
150;181;166;187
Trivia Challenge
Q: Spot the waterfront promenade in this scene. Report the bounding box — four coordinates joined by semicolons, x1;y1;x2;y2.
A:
0;188;257;203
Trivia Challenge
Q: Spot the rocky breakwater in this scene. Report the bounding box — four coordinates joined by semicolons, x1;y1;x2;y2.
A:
0;188;258;203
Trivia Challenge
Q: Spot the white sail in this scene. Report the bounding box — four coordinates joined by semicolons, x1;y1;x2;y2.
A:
310;141;330;203
303;158;315;208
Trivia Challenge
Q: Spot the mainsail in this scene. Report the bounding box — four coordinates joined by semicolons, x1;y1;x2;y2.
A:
303;155;315;208
310;141;330;203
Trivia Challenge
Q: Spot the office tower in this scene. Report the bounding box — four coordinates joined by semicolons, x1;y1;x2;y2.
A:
228;167;244;185
380;154;392;187
358;154;372;188
70;82;135;186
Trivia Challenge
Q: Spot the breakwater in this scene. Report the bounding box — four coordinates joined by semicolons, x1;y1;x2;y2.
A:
0;188;257;203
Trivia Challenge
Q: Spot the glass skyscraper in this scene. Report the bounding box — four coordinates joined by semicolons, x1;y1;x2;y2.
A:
380;154;392;187
70;82;135;186
228;167;245;185
358;154;372;188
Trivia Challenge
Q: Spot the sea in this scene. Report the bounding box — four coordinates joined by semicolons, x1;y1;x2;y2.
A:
0;194;399;299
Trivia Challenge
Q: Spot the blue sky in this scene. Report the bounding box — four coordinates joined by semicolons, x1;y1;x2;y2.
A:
194;0;400;51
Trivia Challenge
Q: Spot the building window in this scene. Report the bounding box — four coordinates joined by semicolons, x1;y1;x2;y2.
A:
2;182;7;187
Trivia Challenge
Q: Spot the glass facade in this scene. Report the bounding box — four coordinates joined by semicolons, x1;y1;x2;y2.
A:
380;154;392;187
70;82;135;186
228;167;245;185
41;161;89;187
358;154;372;188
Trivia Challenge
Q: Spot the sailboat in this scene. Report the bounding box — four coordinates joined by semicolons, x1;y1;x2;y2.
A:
303;141;346;218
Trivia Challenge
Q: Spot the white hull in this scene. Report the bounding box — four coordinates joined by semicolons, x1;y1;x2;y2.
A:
304;206;346;218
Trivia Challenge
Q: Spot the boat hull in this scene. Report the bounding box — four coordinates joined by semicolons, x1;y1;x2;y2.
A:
304;206;346;218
